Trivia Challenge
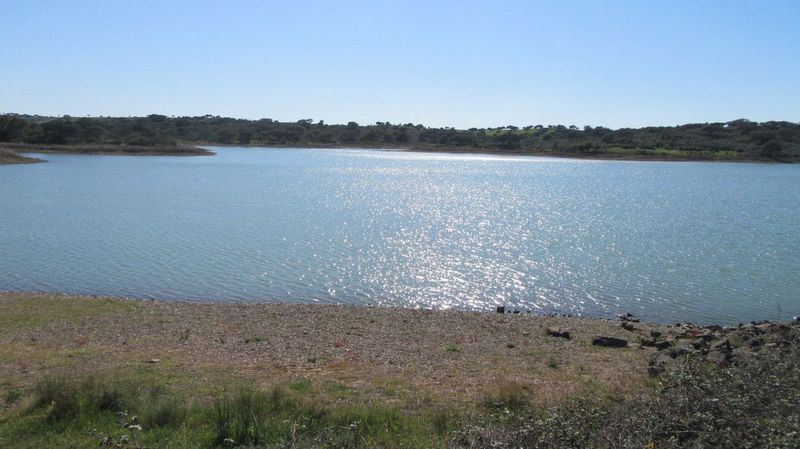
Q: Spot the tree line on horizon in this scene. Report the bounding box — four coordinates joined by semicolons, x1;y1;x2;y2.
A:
1;113;798;160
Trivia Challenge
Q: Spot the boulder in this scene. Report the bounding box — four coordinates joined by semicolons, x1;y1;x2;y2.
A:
707;350;731;367
710;339;732;353
691;338;710;350
648;352;674;375
621;322;636;332
619;313;640;323
745;337;762;349
546;327;571;340
655;340;673;350
592;336;627;348
669;343;694;358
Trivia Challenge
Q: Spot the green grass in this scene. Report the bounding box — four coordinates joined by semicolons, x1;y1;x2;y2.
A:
288;378;313;394
0;295;140;337
445;344;462;352
0;374;453;449
3;389;21;406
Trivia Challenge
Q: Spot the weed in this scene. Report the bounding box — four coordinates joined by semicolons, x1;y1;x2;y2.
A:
482;381;530;412
178;328;191;343
32;376;132;423
289;378;312;394
4;388;21;405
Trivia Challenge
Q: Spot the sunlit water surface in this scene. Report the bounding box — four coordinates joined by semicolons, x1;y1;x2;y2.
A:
1;147;798;324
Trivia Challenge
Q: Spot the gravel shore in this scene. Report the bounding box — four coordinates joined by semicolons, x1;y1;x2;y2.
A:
0;292;671;410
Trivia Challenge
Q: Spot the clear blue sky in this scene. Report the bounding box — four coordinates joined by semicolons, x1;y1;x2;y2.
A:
1;1;798;129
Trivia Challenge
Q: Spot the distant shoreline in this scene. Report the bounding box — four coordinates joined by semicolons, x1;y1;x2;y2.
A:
0;142;213;162
1;141;795;164
0;148;44;164
202;142;794;163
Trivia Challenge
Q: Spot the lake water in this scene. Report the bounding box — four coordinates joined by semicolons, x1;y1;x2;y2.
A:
1;147;798;324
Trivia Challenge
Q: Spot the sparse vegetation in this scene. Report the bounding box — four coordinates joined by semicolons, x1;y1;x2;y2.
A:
289;378;313;393
3;389;21;406
0;149;41;164
1;293;797;448
452;339;800;449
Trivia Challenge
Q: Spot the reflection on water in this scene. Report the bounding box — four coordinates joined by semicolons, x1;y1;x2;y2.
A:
1;147;798;324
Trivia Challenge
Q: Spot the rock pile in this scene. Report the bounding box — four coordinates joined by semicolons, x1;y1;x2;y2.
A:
647;319;800;375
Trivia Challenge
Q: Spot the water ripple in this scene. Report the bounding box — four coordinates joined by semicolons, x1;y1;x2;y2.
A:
1;148;799;324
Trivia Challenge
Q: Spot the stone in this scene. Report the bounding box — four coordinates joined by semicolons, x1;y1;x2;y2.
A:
745;338;762;349
655;340;672;350
648;352;674;375
592;336;628;348
621;322;636;332
496;306;505;314
147;358;160;364
726;332;746;348
669;343;693;358
710;339;732;353
707;350;730;367
546;327;571;340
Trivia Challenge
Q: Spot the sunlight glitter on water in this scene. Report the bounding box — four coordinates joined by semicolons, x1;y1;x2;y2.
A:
1;147;799;324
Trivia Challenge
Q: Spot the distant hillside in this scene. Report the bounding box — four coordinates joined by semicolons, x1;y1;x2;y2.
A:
2;114;799;161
